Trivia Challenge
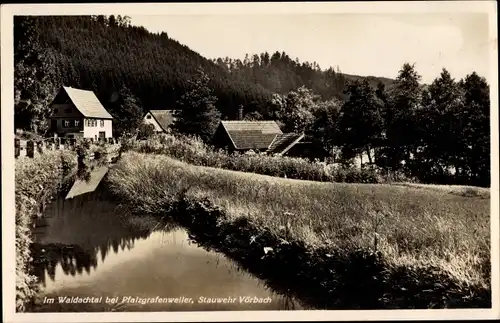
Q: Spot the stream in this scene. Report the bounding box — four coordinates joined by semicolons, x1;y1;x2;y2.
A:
30;177;303;312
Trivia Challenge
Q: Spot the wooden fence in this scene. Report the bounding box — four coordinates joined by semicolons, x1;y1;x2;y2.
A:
15;137;120;159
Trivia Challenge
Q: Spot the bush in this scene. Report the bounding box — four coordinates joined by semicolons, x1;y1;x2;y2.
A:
15;150;77;311
126;134;392;184
137;122;156;140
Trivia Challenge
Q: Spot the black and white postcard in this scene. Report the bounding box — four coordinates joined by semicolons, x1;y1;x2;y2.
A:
2;1;498;322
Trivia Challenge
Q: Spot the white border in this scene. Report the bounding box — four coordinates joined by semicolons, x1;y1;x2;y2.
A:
2;2;499;322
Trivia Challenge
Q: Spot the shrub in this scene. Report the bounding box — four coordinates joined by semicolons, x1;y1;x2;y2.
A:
15;150;77;311
127;134;389;184
137;122;156;140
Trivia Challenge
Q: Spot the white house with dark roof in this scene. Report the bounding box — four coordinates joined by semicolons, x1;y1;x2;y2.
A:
49;86;114;139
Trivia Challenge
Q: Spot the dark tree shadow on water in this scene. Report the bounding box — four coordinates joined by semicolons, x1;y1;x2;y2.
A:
30;185;176;287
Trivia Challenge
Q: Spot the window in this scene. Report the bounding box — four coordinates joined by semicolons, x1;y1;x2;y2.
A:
54;109;59;114
64;120;70;127
93;120;97;127
146;115;152;119
100;120;104;127
75;120;80;127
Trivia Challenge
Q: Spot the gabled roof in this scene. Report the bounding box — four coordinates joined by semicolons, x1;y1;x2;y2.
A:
220;121;282;150
61;86;113;119
267;133;305;154
146;110;179;132
219;120;304;153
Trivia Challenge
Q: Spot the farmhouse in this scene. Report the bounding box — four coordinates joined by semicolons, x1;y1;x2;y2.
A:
49;86;113;139
143;109;179;133
212;120;306;156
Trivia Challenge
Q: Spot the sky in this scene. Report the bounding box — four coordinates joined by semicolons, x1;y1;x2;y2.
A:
129;13;492;84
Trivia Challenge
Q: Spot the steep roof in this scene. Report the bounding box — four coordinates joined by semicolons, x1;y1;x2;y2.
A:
62;86;113;119
219;120;304;153
220;121;282;150
267;133;305;154
147;110;178;132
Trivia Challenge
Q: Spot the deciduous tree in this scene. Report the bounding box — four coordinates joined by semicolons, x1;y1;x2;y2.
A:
172;68;221;142
339;80;384;164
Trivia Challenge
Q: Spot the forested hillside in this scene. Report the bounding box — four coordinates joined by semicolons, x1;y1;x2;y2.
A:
15;15;388;128
210;54;396;101
14;15;491;186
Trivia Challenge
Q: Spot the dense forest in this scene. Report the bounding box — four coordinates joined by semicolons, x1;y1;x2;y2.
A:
14;15;374;125
14;15;491;186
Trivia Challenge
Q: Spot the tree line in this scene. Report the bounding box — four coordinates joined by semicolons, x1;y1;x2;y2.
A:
14;15;393;134
173;64;490;187
14;15;490;187
268;64;490;187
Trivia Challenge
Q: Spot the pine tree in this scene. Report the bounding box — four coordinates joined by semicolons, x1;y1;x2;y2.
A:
108;85;144;137
382;63;423;171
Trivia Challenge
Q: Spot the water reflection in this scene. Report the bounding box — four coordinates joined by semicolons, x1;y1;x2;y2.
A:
31;184;303;311
32;185;167;288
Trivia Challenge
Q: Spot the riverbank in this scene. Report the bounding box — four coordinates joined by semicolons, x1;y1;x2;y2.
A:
28;184;303;312
15;150;78;311
105;152;491;309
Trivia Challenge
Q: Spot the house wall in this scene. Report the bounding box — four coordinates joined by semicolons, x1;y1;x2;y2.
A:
143;112;164;132
50;103;81;118
285;142;331;162
211;125;235;152
49;103;82;137
53;118;84;137
48;88;113;138
83;119;113;139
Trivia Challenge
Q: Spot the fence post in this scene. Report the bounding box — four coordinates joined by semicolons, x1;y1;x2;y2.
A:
45;140;51;150
55;137;60;150
61;138;66;150
26;140;35;158
15;138;20;158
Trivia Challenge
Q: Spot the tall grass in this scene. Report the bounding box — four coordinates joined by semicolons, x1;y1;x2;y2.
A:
126;134;408;184
106;152;491;308
15;150;77;311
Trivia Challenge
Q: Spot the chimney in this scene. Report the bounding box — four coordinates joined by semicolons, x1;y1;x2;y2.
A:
238;105;244;120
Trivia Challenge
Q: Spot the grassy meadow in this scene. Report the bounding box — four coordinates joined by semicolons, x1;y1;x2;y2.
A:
107;152;491;308
124;134;409;184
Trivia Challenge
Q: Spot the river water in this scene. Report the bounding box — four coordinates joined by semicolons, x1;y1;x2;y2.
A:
30;180;303;312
